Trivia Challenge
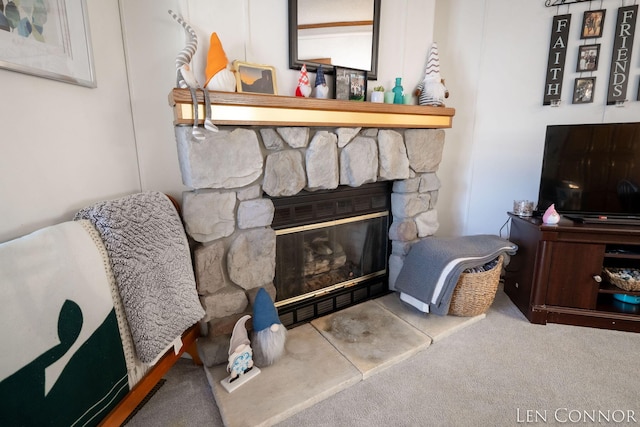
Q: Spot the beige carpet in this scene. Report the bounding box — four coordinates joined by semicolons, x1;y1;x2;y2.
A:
205;293;485;427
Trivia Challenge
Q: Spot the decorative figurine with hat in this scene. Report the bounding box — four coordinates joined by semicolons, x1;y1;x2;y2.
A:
251;287;287;366
168;10;217;136
295;64;312;97
220;314;261;393
313;65;329;99
414;42;449;107
205;32;236;93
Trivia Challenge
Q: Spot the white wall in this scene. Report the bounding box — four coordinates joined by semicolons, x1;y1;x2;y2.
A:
435;0;640;236
2;0;639;244
0;1;140;242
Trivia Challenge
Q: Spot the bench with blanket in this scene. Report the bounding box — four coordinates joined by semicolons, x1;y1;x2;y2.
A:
0;191;205;426
394;234;518;315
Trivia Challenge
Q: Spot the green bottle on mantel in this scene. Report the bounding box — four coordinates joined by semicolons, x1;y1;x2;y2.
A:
393;77;403;104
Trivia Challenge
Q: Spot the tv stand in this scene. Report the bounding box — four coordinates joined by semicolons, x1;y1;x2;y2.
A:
504;213;640;333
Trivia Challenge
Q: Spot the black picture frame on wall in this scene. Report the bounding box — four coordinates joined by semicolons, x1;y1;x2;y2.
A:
334;67;367;101
576;44;600;72
573;77;596;104
581;9;606;39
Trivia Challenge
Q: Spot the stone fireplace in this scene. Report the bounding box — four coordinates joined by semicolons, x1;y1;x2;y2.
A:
168;90;454;362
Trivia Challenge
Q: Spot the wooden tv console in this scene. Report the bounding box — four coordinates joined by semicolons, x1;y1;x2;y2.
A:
504;213;640;333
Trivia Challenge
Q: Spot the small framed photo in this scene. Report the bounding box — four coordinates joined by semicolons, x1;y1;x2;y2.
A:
576;44;600;72
233;60;277;95
573;77;596;104
334;66;367;101
581;10;606;39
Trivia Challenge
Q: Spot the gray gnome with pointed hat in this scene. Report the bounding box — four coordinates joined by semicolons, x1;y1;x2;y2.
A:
414;42;449;107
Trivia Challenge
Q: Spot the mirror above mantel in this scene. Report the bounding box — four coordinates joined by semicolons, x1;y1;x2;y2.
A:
288;0;381;79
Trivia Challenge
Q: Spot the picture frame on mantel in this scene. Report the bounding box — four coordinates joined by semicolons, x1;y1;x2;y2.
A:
576;44;600;72
334;66;367;101
573;77;596;104
233;60;278;95
0;0;96;87
581;9;606;39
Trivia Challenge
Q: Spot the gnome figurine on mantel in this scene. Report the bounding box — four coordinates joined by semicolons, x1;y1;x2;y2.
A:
313;65;329;98
251;288;287;366
414;42;449;107
205;32;236;93
295;64;312;97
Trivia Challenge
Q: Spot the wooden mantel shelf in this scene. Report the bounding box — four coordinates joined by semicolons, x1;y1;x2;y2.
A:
169;88;455;129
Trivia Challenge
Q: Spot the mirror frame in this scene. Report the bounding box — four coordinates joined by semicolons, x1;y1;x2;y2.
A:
288;0;381;80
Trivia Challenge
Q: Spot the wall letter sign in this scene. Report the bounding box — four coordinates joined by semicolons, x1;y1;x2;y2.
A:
606;5;638;104
543;15;571;105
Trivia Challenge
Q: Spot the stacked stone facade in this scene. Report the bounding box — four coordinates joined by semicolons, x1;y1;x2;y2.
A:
174;125;445;355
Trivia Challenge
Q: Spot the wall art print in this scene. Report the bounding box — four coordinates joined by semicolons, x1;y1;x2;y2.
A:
0;0;95;87
543;14;571;105
606;5;637;105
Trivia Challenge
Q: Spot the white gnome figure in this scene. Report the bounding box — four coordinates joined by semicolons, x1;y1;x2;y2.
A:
414;42;449;107
226;315;254;381
251;288;287;366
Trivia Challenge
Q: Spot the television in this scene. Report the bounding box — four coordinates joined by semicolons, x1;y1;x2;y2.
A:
537;122;640;224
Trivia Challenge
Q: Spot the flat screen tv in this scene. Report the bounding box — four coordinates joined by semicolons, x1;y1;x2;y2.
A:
537;122;640;223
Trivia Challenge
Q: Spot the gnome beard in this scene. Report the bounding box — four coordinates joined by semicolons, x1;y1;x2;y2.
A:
252;323;287;367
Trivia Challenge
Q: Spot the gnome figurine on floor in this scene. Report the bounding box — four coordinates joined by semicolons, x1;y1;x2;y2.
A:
414;42;449;107
221;314;261;392
313;65;329;99
251;288;287;366
295;64;312;97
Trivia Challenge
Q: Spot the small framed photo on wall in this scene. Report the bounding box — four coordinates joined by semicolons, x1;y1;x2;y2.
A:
573;77;596;104
576;44;600;72
334;66;367;101
581;10;606;39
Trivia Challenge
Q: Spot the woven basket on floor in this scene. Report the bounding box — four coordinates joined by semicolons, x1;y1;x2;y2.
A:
448;255;504;317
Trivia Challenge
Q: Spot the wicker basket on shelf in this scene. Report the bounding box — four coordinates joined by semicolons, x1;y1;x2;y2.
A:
448;255;504;317
603;267;640;292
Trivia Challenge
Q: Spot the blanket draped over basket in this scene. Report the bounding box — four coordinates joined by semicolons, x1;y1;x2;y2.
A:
394;234;518;315
75;191;205;363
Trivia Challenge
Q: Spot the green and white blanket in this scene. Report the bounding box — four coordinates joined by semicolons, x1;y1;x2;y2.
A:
0;221;129;427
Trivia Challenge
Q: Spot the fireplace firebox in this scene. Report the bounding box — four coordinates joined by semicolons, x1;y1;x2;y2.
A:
270;182;392;327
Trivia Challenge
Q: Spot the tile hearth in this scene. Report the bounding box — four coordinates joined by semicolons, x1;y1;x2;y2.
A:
204;293;485;427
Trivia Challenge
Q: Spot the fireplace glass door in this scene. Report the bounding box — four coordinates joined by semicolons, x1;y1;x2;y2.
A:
274;212;389;307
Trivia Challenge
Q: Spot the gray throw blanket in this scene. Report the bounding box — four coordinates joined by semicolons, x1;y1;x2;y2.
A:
394;234;517;315
75;191;205;363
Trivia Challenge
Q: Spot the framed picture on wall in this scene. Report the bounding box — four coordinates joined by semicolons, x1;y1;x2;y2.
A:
576;44;600;72
581;9;606;39
0;0;95;87
573;77;596;104
334;66;367;101
233;60;278;95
